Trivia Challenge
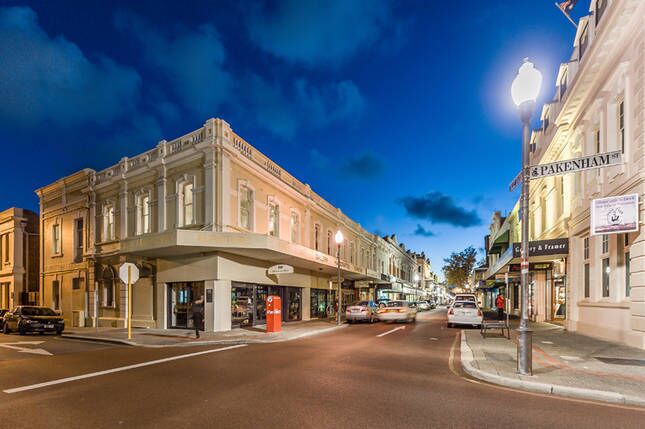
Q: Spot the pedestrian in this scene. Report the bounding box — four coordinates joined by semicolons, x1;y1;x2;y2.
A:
495;292;505;321
192;296;204;339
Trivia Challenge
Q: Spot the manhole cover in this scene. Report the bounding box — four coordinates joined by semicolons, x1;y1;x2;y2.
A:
594;356;645;366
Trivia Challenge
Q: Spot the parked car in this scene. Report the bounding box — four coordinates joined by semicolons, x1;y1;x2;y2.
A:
345;300;379;323
377;300;417;323
0;309;8;331
2;306;65;335
417;301;431;311
447;301;483;328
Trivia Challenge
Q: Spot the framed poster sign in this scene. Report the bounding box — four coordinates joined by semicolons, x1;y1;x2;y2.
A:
591;194;639;235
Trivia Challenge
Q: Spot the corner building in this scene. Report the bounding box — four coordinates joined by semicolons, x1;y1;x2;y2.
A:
37;119;423;331
528;0;645;347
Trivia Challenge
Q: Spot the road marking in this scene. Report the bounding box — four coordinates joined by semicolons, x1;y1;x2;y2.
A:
448;332;460;376
429;337;439;341
541;341;554;344
0;342;52;356
3;344;247;394
376;326;405;337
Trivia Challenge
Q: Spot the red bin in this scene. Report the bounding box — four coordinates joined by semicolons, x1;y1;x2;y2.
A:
266;295;282;333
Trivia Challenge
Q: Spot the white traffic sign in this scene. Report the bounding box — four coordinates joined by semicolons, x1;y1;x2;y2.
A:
529;151;622;179
509;170;523;192
0;341;52;356
119;263;139;284
268;264;294;275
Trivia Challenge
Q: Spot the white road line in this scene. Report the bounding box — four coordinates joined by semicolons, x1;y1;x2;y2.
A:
376;326;406;337
3;344;247;394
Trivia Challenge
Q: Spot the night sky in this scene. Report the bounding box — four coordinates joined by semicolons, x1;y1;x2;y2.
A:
0;0;588;274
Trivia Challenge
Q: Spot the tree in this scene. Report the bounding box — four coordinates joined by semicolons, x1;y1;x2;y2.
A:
442;246;478;289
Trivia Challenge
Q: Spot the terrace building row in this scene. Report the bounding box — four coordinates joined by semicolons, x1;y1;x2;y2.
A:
35;118;430;331
477;0;645;348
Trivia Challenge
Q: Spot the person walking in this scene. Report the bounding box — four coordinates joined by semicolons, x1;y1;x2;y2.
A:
192;296;204;339
495;292;505;321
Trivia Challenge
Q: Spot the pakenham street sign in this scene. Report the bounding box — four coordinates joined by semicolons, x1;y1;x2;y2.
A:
529;150;622;179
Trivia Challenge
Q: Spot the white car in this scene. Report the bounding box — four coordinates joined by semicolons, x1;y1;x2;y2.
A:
377;300;417;323
447;301;483;328
345;301;379;323
417;301;431;311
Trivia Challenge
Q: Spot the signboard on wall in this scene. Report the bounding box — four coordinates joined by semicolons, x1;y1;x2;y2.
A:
268;264;294;275
512;238;568;258
591;194;639;235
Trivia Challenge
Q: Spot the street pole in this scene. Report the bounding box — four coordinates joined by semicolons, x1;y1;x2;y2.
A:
518;100;534;375
337;243;342;326
127;265;132;340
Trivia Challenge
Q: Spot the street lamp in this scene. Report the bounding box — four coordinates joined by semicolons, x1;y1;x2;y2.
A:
335;230;344;326
511;58;542;376
413;273;419;302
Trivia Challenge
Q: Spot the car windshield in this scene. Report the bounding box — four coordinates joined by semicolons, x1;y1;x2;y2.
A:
387;301;406;307
455;296;476;302
351;301;369;306
21;307;58;316
453;302;477;309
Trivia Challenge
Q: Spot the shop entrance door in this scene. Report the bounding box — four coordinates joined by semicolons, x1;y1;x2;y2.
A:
552;278;566;319
168;282;205;329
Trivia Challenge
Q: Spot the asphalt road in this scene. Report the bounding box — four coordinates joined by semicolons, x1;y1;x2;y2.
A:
0;309;644;428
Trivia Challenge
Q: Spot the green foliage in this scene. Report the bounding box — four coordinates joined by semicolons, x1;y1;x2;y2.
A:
442;246;478;289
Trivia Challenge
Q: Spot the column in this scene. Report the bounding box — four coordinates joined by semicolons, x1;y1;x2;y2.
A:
119;180;129;239
204;280;215;331
302;286;311;321
203;150;216;231
213;279;232;332
157;168;167;233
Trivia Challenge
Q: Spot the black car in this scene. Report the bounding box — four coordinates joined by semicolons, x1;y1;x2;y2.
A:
0;309;8;331
2;306;64;335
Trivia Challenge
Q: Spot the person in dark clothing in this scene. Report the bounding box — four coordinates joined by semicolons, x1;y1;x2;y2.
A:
192;296;204;339
495;293;505;320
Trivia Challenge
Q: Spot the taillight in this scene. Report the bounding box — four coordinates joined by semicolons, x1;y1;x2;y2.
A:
477;310;482;317
448;309;454;315
398;308;406;313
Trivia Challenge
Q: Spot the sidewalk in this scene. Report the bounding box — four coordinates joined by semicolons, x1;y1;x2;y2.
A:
63;319;345;348
461;320;645;407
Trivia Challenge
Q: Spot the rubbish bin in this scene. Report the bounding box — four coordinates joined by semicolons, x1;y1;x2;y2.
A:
266;295;282;333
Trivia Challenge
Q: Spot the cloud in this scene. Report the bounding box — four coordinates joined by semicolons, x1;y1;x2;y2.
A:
340;153;385;179
240;75;365;139
400;192;482;227
114;10;232;118
247;0;393;66
414;224;435;237
0;6;141;128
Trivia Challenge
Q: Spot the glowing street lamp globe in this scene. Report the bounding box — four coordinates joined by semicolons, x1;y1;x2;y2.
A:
334;230;344;244
511;59;542;107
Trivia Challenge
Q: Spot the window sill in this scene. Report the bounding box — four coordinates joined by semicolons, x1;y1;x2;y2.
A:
97;239;118;245
51;253;64;258
577;300;630;310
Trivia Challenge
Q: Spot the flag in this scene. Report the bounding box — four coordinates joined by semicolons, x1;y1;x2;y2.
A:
556;0;578;13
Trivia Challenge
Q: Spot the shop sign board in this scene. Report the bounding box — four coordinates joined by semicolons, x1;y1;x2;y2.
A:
591;194;639;235
512;239;568;258
510;262;553;272
529;151;622;179
268;264;294;275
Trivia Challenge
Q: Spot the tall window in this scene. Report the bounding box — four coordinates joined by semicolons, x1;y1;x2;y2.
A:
52;224;61;254
103;204;115;241
583;237;589;259
618;99;625;153
584;263;590;298
595;128;601;153
596;0;606;25
102;281;115;308
74;218;83;262
136;193;151;235
239;185;252;230
327;231;332;255
290;211;300;243
559;177;565;216
268;201;279;237
579;24;588;59
559;73;567;100
602;234;609;254
182;182;194;226
52;280;60;310
602;258;610;297
349;242;354;264
314;224;320;251
1;234;8;263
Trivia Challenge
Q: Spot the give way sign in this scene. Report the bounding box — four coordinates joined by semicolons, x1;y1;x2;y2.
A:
119;262;140;284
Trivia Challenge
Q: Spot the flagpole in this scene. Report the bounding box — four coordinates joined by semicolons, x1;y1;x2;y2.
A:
554;3;578;28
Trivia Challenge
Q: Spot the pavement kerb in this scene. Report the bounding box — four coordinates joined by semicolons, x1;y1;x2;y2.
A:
459;330;645;407
61;324;347;348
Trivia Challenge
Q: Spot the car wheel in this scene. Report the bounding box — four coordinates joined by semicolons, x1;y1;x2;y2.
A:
18;323;26;335
2;323;9;334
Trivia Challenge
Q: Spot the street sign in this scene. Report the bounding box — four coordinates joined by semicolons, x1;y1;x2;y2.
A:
119;263;139;284
529;150;622;179
268;264;294;275
509;170;523;192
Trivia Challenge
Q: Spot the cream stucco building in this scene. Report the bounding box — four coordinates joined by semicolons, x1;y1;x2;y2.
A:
36;118;424;331
0;207;39;310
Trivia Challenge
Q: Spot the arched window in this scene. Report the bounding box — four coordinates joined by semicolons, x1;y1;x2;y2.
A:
239;183;254;230
290;210;300;244
314;223;321;251
327;230;332;255
267;198;279;237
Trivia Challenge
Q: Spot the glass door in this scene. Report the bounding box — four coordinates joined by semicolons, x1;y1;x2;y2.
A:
168;282;204;329
553;279;566;319
231;285;253;328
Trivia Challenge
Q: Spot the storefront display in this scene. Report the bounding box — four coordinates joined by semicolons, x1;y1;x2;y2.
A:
231;282;302;328
168;281;205;329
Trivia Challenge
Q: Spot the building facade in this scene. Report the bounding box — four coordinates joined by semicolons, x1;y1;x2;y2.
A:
36;118;424;331
0;207;39;310
522;0;645;347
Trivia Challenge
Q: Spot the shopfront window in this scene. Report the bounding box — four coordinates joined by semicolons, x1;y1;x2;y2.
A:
168;282;204;329
626;251;631;297
602;258;610;297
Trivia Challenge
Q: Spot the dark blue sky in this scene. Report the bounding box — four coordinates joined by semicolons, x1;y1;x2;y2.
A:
0;0;588;274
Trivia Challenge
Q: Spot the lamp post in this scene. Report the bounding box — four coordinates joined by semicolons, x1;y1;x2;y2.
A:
413;273;419;302
335;230;344;326
511;58;542;376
